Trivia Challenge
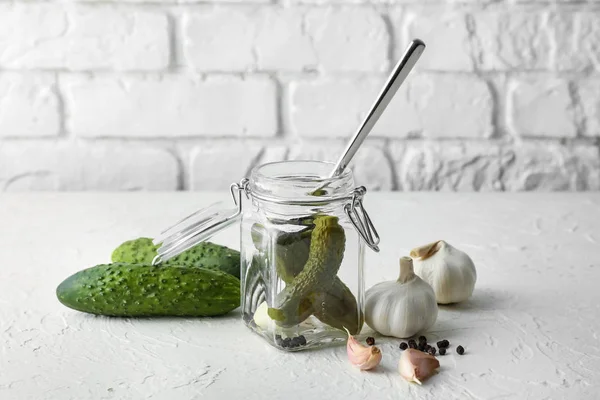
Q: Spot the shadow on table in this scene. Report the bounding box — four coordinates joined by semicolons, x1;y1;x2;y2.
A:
438;287;517;313
82;308;242;323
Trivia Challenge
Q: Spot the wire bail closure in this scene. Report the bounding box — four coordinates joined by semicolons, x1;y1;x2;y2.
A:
344;186;380;252
230;178;250;209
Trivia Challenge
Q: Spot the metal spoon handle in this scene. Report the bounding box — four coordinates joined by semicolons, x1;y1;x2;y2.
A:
328;39;426;178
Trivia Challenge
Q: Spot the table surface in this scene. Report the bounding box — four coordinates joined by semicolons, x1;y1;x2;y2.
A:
1;192;599;400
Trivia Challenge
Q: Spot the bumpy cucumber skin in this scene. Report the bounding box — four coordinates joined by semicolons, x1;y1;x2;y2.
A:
57;263;240;317
251;224;312;281
311;282;361;333
111;238;241;279
111;238;157;264
252;219;362;333
268;216;346;327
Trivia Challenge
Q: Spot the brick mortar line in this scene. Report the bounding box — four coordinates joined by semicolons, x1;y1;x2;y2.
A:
380;8;396;70
381;138;400;190
568;81;586;138
1;0;599;26
272;77;285;137
53;72;68;139
166;12;180;70
165;147;186;190
2;1;598;8
3;2;600;16
3;69;600;80
1;137;597;145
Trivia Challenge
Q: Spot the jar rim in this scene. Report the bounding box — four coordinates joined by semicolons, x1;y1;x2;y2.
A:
249;160;355;203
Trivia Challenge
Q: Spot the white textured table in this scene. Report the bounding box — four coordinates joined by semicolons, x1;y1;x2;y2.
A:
1;193;599;400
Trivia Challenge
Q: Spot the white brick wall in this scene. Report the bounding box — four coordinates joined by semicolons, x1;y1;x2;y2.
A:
63;75;277;137
0;2;599;192
0;4;169;71
0;73;60;137
0;142;178;191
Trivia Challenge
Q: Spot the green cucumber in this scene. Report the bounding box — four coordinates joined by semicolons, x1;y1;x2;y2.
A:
57;263;240;317
251;224;312;281
252;220;361;333
311;283;362;334
112;238;240;279
111;237;158;264
268;216;346;327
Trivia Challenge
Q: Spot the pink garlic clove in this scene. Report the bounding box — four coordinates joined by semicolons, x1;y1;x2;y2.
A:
345;329;382;371
399;348;440;384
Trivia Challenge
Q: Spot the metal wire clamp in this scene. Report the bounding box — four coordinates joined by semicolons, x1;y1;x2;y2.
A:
344;186;380;252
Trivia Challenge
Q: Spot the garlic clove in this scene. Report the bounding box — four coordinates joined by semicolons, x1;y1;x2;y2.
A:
409;240;442;260
253;301;272;331
398;348;440;384
345;328;382;370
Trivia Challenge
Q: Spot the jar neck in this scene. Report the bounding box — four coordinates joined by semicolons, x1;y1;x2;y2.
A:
248;161;355;208
249;197;349;218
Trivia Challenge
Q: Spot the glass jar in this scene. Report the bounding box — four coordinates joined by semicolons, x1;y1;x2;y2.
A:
154;160;379;352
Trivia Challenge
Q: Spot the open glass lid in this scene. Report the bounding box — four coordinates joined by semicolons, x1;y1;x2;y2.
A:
152;179;248;265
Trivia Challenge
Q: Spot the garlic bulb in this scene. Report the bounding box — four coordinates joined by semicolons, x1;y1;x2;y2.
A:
410;240;477;304
365;257;438;339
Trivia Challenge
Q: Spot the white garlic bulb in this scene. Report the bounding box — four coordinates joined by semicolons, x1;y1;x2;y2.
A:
365;257;438;339
410;240;477;304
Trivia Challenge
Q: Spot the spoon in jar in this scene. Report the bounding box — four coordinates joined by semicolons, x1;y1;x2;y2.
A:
311;39;426;195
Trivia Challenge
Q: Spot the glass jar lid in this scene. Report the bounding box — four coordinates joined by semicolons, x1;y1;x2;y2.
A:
152;180;248;264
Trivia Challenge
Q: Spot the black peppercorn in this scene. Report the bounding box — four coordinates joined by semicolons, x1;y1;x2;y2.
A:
399;342;408;350
437;340;449;348
439;348;446;356
418;335;427;344
275;334;283;346
298;335;307;346
282;338;291;348
457;345;465;355
424;344;432;353
428;347;436;356
418;343;426;351
290;337;301;348
366;337;375;346
408;339;417;349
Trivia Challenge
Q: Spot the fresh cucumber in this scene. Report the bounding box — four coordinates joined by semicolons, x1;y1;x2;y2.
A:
112;238;240;279
57;263;240;317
